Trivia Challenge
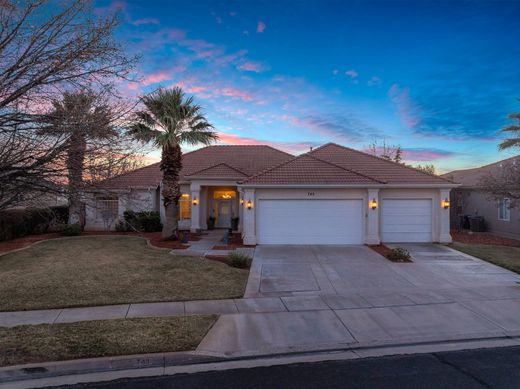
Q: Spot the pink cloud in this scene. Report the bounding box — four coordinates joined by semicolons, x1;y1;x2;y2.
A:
141;71;172;86
388;84;422;128
257;21;266;33
218;133;315;154
131;18;160;26
237;61;270;73
220;87;253;101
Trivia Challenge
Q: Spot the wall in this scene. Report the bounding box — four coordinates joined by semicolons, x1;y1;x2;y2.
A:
84;189;156;231
241;187;451;245
455;189;520;239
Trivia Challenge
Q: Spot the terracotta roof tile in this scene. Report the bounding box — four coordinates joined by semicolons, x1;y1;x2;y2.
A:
309;143;454;185
96;145;293;190
240;154;381;185
185;163;248;178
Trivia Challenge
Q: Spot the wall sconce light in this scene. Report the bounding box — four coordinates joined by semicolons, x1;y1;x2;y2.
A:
240;198;244;205
246;200;252;210
192;197;198;206
370;198;378;210
442;197;450;209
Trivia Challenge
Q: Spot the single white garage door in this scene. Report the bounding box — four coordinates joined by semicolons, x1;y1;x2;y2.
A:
256;199;363;245
381;199;432;243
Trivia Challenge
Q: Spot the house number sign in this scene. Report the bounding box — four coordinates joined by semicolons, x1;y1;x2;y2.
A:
307;192;315;196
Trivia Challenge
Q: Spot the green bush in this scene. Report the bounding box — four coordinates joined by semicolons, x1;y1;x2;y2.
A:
122;210;162;232
228;251;252;268
61;224;82;236
387;247;411;262
0;206;70;241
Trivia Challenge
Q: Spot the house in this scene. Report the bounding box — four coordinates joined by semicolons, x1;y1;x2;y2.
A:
442;156;520;240
85;143;457;245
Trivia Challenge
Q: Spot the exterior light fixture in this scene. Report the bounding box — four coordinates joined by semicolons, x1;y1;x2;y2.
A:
370;198;378;210
240;198;244;205
442;197;450;209
192;197;198;206
246;200;252;210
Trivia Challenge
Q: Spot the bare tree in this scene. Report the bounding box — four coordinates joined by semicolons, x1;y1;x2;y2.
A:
366;140;403;163
414;164;436;175
0;0;137;210
479;160;520;209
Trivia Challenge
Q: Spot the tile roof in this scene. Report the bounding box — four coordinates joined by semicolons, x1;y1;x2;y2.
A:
185;163;248;178
442;155;519;188
96;145;293;190
96;142;456;190
307;143;454;185
240;154;382;185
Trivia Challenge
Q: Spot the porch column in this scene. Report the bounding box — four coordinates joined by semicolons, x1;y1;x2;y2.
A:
190;183;201;233
242;188;256;245
366;188;380;245
439;188;452;243
238;189;243;234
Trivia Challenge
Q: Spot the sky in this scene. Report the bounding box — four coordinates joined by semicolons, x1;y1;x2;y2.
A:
97;0;520;173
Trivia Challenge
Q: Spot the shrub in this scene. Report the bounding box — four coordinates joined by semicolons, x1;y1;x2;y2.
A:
122;210;162;232
387;247;411;262
0;206;70;241
228;251;252;268
61;224;82;236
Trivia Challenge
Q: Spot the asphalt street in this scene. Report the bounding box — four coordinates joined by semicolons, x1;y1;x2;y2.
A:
75;345;520;389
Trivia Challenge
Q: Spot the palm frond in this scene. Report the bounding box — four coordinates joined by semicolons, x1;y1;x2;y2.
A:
499;138;520;150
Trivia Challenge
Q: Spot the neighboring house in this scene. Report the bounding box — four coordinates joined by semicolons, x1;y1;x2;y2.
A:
442;156;520;240
85;143;457;245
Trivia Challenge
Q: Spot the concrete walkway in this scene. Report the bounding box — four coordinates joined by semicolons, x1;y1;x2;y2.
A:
170;229;255;257
197;244;520;357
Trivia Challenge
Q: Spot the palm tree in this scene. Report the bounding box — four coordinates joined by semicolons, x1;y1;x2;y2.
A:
42;91;116;225
499;101;520;150
128;87;217;239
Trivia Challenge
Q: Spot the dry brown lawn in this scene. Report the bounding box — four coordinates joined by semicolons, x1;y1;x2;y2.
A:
0;316;216;367
0;236;248;311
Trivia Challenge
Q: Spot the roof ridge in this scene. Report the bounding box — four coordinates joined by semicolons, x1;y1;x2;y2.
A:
444;154;520;176
186;162;247;177
95;161;161;187
239;154;301;184
312;142;454;184
305;153;386;184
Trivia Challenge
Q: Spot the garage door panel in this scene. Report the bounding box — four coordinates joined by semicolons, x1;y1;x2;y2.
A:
257;199;363;245
382;199;432;243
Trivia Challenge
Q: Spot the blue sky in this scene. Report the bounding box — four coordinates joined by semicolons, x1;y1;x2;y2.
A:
98;0;520;172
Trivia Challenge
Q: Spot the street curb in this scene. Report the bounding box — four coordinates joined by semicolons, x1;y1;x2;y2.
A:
2;335;520;388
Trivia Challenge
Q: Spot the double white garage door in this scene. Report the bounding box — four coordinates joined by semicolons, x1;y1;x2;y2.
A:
255;198;432;245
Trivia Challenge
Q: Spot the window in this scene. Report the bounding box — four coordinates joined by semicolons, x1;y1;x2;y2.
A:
96;196;118;220
178;193;191;221
213;190;236;199
498;198;510;221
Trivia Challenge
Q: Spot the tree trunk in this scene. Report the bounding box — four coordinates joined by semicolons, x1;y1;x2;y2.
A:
67;132;87;226
160;143;182;240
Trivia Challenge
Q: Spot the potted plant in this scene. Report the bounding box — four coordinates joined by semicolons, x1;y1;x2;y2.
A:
231;216;239;231
207;216;216;230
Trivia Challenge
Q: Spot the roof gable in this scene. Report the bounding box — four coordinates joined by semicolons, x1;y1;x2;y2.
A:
309;143;453;185
185;163;248;178
240;154;382;185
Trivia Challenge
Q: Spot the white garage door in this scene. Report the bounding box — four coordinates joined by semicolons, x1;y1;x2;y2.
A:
256;199;363;245
381;199;432;243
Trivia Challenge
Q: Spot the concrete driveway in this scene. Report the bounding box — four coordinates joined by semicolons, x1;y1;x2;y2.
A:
197;244;520;357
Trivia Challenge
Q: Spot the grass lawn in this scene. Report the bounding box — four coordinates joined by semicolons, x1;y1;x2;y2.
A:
451;243;520;274
0;236;248;311
0;315;216;367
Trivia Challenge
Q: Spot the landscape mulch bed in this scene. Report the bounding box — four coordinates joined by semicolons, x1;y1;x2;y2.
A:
368;244;412;263
451;230;520;248
0;230;195;254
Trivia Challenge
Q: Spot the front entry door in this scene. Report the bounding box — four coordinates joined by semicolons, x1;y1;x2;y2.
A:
216;200;231;228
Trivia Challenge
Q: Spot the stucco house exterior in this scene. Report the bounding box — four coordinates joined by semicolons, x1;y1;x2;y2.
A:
85;143;457;245
443;156;520;240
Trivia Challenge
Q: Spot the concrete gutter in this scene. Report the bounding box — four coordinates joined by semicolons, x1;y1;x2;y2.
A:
2;336;520;388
